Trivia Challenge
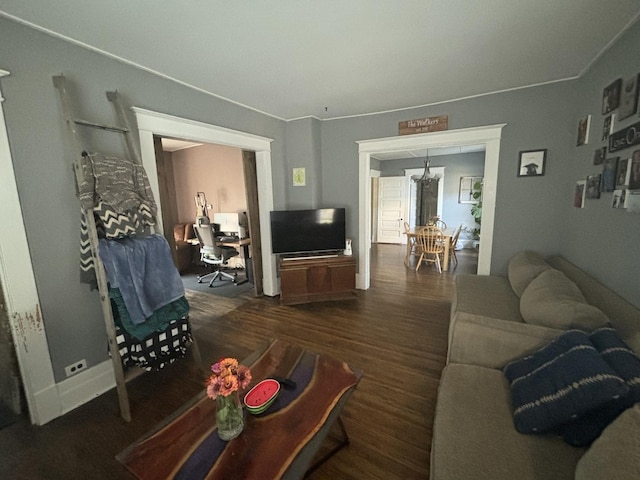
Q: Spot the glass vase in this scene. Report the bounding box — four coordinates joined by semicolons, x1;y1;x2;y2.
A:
216;391;244;441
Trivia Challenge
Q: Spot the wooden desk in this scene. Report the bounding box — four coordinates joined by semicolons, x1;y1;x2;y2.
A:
219;238;251;284
404;227;455;271
117;339;362;480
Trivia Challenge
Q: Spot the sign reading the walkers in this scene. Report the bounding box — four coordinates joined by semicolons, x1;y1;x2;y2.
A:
399;115;448;136
609;120;640;153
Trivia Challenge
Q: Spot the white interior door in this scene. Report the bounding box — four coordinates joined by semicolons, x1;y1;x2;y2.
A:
377;176;406;243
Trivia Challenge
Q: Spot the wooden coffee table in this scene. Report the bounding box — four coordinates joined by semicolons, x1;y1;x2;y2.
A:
117;339;362;479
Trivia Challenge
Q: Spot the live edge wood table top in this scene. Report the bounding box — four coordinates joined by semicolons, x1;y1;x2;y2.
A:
117;339;362;480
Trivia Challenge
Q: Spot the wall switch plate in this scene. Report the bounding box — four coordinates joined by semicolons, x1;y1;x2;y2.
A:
64;359;87;377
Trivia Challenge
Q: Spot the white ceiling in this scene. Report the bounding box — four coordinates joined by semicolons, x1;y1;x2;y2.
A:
161;138;203;152
2;1;639;121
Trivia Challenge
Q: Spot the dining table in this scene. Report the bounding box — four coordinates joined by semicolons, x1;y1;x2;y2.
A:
404;226;456;271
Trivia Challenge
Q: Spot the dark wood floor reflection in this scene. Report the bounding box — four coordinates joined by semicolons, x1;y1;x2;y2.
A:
0;245;477;479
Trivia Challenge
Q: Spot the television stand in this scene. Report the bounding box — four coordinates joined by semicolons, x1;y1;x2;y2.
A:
278;254;356;305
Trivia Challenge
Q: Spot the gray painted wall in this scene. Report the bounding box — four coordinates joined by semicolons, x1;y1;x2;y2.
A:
316;20;639;306
284;117;322;208
561;20;640;306
320;81;575;276
0;17;286;381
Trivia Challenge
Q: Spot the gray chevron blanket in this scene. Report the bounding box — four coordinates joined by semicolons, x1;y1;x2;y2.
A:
78;152;157;286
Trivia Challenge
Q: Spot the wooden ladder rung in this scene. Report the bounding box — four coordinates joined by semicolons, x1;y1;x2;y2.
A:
73;118;129;133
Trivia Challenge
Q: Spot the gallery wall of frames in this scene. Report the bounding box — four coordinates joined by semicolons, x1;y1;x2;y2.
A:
573;73;640;210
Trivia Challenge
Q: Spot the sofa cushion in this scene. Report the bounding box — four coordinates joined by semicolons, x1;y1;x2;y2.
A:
508;250;552;297
503;330;628;434
560;326;640;446
574;404;640;480
431;364;584;480
453;274;523;324
520;269;609;330
547;255;640;355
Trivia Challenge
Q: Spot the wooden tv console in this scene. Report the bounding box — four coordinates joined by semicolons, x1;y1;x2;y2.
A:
278;254;356;305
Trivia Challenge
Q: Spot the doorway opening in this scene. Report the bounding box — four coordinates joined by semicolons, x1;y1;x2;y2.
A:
132;107;278;297
153;137;258;295
358;124;506;289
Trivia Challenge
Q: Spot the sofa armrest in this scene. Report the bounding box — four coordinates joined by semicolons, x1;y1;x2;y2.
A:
448;316;562;369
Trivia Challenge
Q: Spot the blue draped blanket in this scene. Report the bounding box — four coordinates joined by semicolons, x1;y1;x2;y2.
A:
99;234;185;325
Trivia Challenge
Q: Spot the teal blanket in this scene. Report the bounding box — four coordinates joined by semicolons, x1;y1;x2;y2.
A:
109;286;189;341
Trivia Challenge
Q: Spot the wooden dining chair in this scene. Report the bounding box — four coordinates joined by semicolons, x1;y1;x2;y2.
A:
428;216;447;230
415;226;445;273
404;221;419;261
449;224;463;267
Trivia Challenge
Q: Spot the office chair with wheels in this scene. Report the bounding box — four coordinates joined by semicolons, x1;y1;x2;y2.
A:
193;224;239;286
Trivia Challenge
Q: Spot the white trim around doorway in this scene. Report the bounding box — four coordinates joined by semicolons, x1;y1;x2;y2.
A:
0;70;60;425
357;124;506;289
132;108;278;296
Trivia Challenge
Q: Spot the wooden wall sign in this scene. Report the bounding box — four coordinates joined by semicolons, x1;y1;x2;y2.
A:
399;115;448;136
609;120;640;152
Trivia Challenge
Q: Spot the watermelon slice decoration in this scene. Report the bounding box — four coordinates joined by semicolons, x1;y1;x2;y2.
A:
243;379;281;414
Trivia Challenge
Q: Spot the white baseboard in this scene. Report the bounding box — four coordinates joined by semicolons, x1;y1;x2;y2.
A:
56;360;116;416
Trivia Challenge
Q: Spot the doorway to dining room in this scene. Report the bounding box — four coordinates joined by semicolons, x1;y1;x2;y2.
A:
357;124;506;290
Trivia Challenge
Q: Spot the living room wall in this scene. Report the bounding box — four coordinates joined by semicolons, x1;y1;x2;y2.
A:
319;80;575;275
561;19;640;305
170;143;247;224
314;20;639;307
0;17;286;383
1;13;638;421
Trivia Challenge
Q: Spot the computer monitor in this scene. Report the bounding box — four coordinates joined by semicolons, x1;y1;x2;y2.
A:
213;212;248;237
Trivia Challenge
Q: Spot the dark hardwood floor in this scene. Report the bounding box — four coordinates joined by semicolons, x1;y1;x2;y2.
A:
0;245;477;479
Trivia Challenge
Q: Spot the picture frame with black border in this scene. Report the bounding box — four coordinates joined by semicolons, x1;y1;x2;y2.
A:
602;114;614;141
602;78;622;115
601;157;618;193
630;150;640;191
593;146;606;165
619;73;639;120
518;149;547;177
586;174;602;199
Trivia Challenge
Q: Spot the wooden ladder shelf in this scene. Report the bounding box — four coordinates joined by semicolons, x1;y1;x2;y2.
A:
52;75;203;422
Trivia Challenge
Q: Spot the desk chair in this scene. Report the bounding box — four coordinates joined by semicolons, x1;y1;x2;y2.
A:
193;225;239;286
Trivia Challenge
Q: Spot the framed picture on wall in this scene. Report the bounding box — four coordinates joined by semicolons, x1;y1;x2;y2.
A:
619;73;639;120
630;150;640;190
458;176;483;203
602;78;622;115
602;114;615;141
574;180;586;208
601;157;619;192
577;115;591;146
517;149;547;177
616;157;630;188
593;147;607;165
586;174;602;199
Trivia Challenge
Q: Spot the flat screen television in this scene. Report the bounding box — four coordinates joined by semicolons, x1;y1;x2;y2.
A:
270;208;346;255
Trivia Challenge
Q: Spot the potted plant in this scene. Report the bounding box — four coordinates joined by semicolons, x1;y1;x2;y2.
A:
470;180;483;240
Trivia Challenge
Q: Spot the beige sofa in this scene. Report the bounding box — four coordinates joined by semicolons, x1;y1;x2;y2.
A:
430;252;640;480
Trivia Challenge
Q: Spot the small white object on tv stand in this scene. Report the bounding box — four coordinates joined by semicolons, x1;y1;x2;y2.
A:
344;238;353;256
